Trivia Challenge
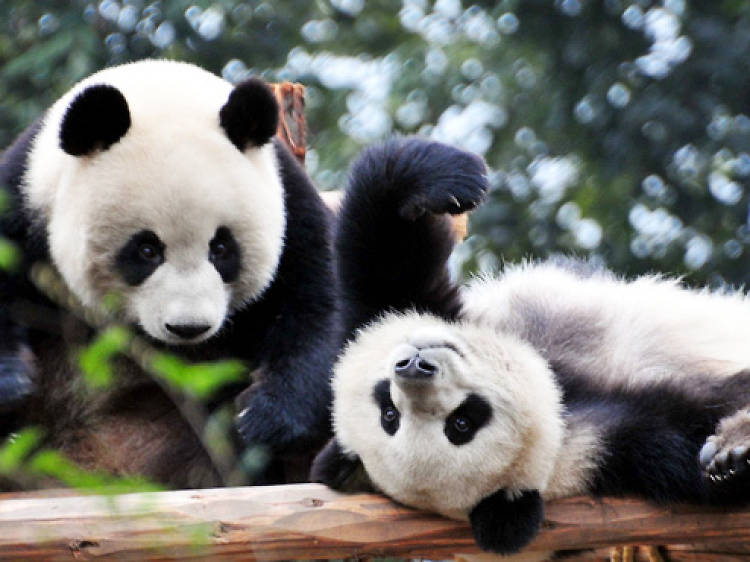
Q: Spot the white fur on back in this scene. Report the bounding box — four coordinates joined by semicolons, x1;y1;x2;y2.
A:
23;60;285;324
461;262;750;387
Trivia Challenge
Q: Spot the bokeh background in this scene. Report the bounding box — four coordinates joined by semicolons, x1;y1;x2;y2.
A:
3;0;750;285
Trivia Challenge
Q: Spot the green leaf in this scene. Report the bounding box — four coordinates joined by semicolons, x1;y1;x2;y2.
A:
0;427;43;473
149;353;246;400
0;238;20;272
183;360;246;399
77;325;132;389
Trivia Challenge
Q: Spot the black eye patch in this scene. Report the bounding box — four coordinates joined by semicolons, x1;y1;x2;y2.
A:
444;393;492;446
209;226;240;283
373;379;400;436
115;229;165;286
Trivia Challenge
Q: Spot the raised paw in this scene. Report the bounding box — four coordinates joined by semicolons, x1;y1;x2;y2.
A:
700;409;750;486
394;138;489;220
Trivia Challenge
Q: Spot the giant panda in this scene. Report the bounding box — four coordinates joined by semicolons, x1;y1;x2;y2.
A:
0;59;340;487
312;139;750;555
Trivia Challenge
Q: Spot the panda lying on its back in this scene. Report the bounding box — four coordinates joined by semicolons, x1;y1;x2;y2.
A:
313;142;750;554
0;60;339;486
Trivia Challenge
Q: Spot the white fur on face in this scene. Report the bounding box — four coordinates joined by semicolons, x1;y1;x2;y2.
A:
130;260;229;345
332;312;565;520
23;60;285;343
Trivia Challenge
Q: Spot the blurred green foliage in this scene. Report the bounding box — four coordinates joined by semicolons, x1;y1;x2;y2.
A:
3;1;750;285
149;354;246;400
78;325;130;389
77;323;245;399
0;427;163;492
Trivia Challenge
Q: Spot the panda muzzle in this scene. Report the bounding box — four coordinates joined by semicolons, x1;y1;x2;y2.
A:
394;354;437;390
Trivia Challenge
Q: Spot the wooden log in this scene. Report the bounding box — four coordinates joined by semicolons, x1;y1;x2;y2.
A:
1;484;750;560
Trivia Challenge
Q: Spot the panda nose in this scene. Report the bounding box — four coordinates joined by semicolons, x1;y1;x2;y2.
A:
394;354;438;379
165;323;211;339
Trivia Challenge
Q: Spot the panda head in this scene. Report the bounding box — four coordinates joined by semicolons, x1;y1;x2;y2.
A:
23;61;286;345
313;311;565;554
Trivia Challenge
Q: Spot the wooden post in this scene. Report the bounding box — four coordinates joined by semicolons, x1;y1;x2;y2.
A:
271;82;306;165
1;484;750;559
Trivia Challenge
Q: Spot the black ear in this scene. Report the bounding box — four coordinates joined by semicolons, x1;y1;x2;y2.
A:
310;438;375;493
468;488;544;555
59;84;131;156
219;77;279;151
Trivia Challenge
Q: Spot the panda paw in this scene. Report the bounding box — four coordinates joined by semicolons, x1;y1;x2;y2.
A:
0;353;34;413
394;139;489;221
234;383;322;452
469;488;544;555
700;409;750;486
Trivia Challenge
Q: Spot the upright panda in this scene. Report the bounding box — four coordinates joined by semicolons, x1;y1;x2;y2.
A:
0;60;339;487
313;139;750;555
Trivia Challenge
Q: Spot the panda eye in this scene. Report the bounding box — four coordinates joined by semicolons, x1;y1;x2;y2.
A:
444;394;492;446
382;406;398;423
373;380;400;436
380;404;400;436
115;229;165;286
452;416;471;433
210;241;228;259
209;226;240;283
138;243;160;262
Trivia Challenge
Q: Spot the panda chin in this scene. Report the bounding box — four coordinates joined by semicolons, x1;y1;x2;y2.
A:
157;329;218;347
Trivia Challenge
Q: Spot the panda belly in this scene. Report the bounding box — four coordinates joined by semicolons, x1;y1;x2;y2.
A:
61;406;219;488
25;321;221;489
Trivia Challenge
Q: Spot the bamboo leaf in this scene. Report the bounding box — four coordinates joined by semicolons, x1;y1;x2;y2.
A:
77;325;132;389
0;427;43;473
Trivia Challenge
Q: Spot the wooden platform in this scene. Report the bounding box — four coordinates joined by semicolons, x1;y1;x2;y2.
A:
1;483;750;560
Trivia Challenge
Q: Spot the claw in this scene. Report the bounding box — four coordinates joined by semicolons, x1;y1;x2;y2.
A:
699;440;718;468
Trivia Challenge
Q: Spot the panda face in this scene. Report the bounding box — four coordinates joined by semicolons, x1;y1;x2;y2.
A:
23;60;286;345
58;132;284;345
332;312;565;519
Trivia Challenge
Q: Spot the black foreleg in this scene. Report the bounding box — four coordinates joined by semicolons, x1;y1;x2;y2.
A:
337;137;488;335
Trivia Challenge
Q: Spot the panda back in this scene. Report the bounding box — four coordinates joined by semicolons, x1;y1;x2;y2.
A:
461;260;750;389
